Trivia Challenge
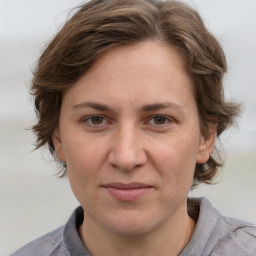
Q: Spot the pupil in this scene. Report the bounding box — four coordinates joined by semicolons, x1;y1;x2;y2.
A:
154;116;166;124
92;116;103;124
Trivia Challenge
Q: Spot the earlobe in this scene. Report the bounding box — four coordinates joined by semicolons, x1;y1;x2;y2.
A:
196;131;216;164
52;128;66;162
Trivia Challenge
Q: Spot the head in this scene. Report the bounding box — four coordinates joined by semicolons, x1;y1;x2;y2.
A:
31;0;240;187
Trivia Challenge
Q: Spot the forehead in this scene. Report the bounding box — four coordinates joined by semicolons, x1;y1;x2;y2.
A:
88;41;187;80
63;40;195;109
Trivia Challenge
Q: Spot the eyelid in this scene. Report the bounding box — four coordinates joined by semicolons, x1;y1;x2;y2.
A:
80;114;175;129
146;115;174;126
81;115;111;127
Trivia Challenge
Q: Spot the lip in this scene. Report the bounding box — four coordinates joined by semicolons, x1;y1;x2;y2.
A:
102;183;153;201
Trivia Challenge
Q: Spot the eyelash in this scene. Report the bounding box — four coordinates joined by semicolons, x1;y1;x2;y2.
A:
81;115;173;129
82;115;109;127
147;115;171;126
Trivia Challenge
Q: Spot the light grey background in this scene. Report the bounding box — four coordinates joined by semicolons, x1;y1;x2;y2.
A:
1;0;256;255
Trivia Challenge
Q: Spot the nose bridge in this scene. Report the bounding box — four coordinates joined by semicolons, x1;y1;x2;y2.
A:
108;122;147;171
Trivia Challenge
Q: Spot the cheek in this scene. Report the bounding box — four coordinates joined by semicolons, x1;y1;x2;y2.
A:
150;134;198;184
65;141;106;206
62;134;107;187
62;130;105;167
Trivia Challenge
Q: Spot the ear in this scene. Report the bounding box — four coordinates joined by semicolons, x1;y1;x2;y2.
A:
52;128;66;162
196;129;216;164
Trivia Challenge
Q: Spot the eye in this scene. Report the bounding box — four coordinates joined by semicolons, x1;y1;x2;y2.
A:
148;115;169;125
90;116;104;125
153;116;167;125
82;115;109;128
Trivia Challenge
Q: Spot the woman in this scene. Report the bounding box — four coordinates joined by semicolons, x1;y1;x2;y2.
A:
12;0;256;255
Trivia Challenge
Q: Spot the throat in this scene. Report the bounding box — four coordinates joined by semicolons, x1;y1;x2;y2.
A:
78;213;196;256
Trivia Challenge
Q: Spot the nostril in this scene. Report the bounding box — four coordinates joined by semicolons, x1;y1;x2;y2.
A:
108;149;147;172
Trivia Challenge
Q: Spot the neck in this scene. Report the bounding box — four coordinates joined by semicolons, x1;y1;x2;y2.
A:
79;202;196;256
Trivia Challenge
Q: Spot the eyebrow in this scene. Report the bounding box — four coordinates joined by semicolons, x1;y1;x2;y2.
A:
71;102;112;112
142;102;184;112
71;101;184;113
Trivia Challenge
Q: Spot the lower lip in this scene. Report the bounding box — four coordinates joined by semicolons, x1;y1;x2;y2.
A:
104;187;153;201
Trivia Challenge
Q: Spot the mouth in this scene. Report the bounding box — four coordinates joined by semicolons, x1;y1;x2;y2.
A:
102;182;153;201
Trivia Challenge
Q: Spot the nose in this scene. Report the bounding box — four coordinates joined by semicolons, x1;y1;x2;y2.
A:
107;124;147;172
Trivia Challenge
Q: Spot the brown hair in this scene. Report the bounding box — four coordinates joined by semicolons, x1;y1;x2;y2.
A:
31;0;241;186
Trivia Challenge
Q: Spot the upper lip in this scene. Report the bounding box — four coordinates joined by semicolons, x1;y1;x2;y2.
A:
102;182;153;189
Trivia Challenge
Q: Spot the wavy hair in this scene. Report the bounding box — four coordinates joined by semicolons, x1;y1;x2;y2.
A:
31;0;241;187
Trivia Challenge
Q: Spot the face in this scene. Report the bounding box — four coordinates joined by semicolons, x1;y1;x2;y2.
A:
53;41;215;236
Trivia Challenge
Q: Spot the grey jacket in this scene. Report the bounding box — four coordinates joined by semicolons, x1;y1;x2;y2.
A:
11;197;256;256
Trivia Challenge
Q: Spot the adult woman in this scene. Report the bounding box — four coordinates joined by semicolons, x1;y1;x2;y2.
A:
12;0;256;255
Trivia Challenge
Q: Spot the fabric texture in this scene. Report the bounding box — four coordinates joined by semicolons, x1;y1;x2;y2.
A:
11;197;256;256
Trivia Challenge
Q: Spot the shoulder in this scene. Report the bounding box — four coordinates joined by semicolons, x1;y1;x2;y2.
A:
11;226;71;256
213;216;256;255
183;197;256;256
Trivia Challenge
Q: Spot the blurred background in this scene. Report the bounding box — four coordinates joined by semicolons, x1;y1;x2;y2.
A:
1;0;256;254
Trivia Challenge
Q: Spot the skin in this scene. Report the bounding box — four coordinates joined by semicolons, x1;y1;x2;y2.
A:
53;41;215;256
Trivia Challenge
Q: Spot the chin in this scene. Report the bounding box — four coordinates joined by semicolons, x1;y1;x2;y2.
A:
100;209;162;237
